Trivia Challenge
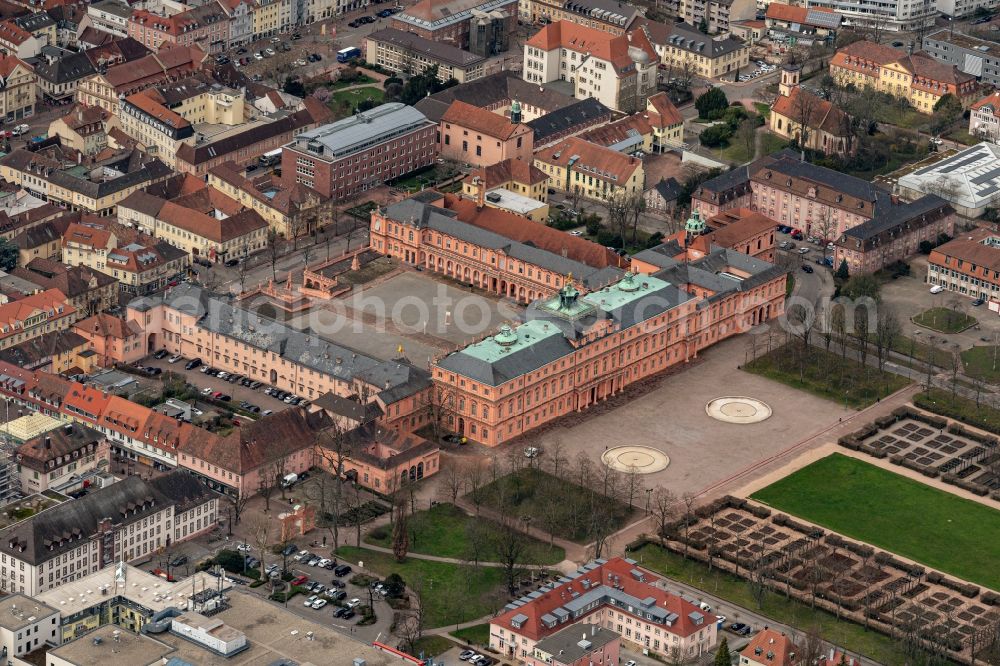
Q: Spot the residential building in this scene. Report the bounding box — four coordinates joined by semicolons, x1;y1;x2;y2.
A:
691;165;751;218
0;54;34;122
439;99;533;167
87;0;132;37
936;0;992;17
365;28;490;83
834;195;954;274
31;50;95;104
47;105;108;155
16;422;107;495
639;21;750;80
128;3;231;54
0;329;96;376
684;207;777;262
576;96;685;156
207;164;328;239
251;0;294;40
534;136;645;201
75;45;206;115
770;66;853;155
0;289;74;350
13;12;56;47
896;142;1000;217
644;92;685;152
0;471;217;596
523;21;658;113
806;0;934;32
740;629;799;666
73;312;144;366
462;157;550;203
970;91;1000;141
61;218;188;294
10;215;73;267
118;75;246;167
525;625;620;666
923;30;1000;88
764;3;841;45
521;0;637;34
829;40;979;114
175;99;331;176
730;19;765;44
371;192;625;304
0;145;173;216
927;227;1000;305
491;558;718;661
14;257;118;318
389;0;517;52
0;20;45;60
50;5;86;50
668;0;755;35
526;97;613;148
0;594;59;659
281;103;436;199
643;177;682;215
415;70;578;123
218;0;253;47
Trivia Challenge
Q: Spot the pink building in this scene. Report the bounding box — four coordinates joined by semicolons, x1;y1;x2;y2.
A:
73;313;145;367
523;624;620;666
492;558;717;662
691;165;752;219
439;100;533;167
128;5;230;53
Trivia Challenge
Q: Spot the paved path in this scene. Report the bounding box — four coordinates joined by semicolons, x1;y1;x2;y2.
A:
356;542;574;572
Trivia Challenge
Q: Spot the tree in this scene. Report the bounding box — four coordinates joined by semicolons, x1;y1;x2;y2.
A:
228;491;250;530
492;517;528;595
398;582;426;653
267;228;280;280
256;458;284;513
695;88;729;120
249;515;271;580
714;637;731;666
736;118;756;161
439;459;467;503
383;573;406;598
0;239;17;272
698;17;709;33
835;258;850;280
699;124;734;148
874;307;901;373
392;498;409;562
931;94;963;136
282;76;305;97
839;274;880;301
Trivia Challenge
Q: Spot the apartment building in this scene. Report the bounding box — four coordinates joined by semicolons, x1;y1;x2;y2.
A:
521;0;637;34
218;0;253;47
440;100;533;167
829;40;978;114
13;257;119;318
534;136;645;201
668;0;755;35
527;98;613;148
806;0;934;32
16;422;107;495
0;54;34;122
640;20;749;80
764;4;841;45
524;21;657;113
128;3;231;53
923;30;1000;88
47;105;108;155
87;1;132;37
207;164;327;239
75;45;206;115
0;595;59;659
462;157;550;203
0;472;217;596
281;103;436;199
73;312;144;367
365;28;490;83
390;0;517;51
0;289;75;351
927;228;1000;304
493;560;718;662
0;328;96;376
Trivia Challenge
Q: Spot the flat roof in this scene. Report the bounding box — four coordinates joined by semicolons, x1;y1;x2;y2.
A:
898;142;1000;209
288;103;433;161
0;593;57;631
35;564;225;619
485;188;547;214
48;624;173;666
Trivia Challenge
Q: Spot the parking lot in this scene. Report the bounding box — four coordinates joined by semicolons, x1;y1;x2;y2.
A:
737;59;777;83
142;355;297;414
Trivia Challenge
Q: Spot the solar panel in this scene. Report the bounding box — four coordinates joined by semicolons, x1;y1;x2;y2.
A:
978;184;1000;197
970;167;1000;185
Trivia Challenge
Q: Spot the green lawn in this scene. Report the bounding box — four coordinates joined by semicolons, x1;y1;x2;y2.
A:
335;546;506;629
364;503;565;565
751;453;1000;591
330;74;376;89
912;307;977;334
888;333;954;370
633;543;917;665
410;635;458;657
328;86;384;109
719;131;787;164
754;102;770;119
744;345;910;408
470;468;635;544
947;129;979;146
961;345;1000;383
452;623;490;645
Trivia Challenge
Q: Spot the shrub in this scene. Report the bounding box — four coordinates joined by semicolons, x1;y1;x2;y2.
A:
699;124;733;148
368;526;389;541
695;87;729;119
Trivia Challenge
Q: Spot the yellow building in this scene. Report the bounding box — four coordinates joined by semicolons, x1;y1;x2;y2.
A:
534;136;645;201
462;157;550;202
207;162;328;238
0;55;35;122
642;20;749;80
47;105;109;155
830;40;979;114
252;0;290;38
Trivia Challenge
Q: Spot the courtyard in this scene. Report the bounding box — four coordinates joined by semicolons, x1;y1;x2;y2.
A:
525;335;853;498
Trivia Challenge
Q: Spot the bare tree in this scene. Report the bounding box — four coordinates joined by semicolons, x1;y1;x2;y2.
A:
392;497;409;562
249;514;271;580
464;520;491;568
397;582;426;653
873;307;901;373
257;459;283;513
229;491;251;529
736;118;757;161
680;492;697;559
650;486;678;542
267;228;280;281
492;517;527;596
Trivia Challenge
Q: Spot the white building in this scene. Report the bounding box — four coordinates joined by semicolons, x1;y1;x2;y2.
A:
171;612;247;656
0;593;59;658
970;91;1000;141
806;0;934;32
897;142;1000;218
523;20;658;113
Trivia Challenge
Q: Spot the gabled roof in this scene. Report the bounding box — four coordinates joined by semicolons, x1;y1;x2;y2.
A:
972;90;1000;116
74;312;140;340
527;97;611;144
465;157;549;190
441;100;530;140
771;87;850;136
415;72;577;123
832;39;903;67
741;629;799;666
646;92;683;127
527;20;657;72
534;136;642;186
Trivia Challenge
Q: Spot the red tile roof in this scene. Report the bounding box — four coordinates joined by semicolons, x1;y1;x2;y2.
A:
771;87;850;136
740;629;800;666
492;557;710;643
765;3;809;23
464;157;549;190
972;91;1000;115
441;100;530;141
124;90;190;130
0;289;74;341
526;21;657;72
74;313;141;340
535;136;642;187
646;92;684;128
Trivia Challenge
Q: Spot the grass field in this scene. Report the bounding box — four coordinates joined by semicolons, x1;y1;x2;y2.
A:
744;345;909;408
470;468;634;544
913;307;977;334
750;453;1000;591
452;623;490;645
632;543;916;665
334;546;506;628
364;503;565;565
719;131;787;164
328;86;384;110
961;345;1000;383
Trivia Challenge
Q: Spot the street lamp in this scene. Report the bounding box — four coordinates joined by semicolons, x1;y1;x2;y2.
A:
645;488;653;515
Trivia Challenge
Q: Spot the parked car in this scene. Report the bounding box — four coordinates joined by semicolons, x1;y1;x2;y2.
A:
154;349;169;359
333;607;348;618
334;564;352;577
282;544;298;556
290;575;309;586
801;264;814;274
236;543;252;552
168;355;181;364
185;358;202;370
303;594;319;607
973;297;986;306
170;555;188;567
729;622;753;636
332;590;347;601
311;598;328;609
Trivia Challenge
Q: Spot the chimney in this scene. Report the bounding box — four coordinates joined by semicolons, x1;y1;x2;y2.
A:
473;176;485;210
890;194;900;205
44;436;50;449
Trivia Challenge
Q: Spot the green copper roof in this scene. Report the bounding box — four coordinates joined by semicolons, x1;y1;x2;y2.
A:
461;319;566;363
582;273;672;312
685;209;706;234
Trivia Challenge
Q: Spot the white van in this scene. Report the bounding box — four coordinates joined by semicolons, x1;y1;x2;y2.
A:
281;473;298;488
929;285;945;294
